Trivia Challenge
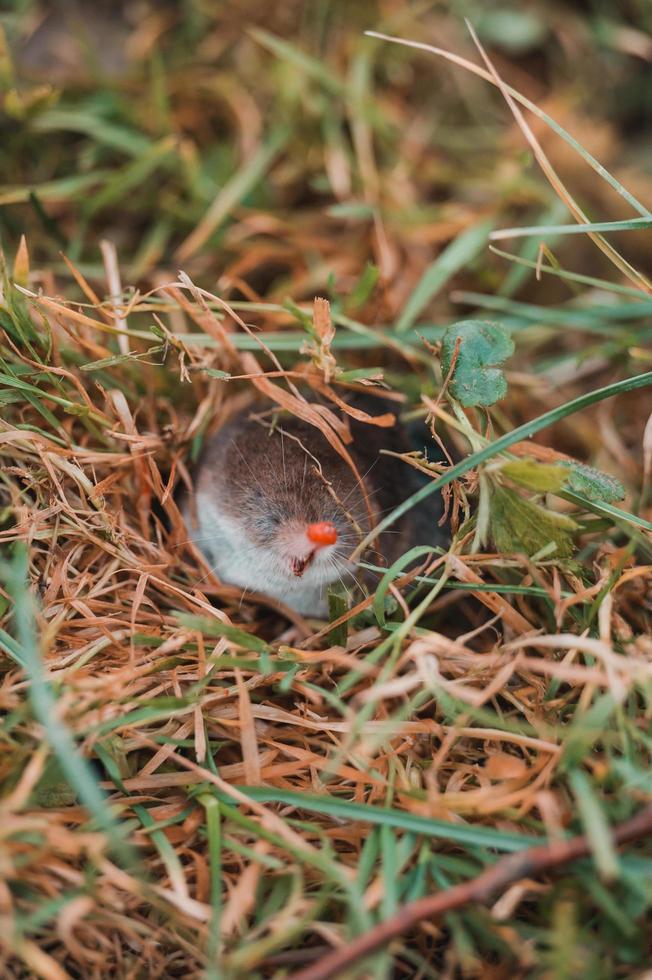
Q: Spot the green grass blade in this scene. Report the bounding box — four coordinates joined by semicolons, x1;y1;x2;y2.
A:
176;125;289;259
199;793;223;978
453;292;652;328
249;28;345;95
0;625;27;666
569;769;620;880
366;32;652;220
88;136;178;213
561;491;652;534
0;545;130;858
372;545;437;627
498;200;569;297
0;171;110;205
33;109;153;157
177;322;448;351
380;823;399;917
354;371;652;549
230;787;540;851
133;803;190;899
491;246;650;299
396;218;493;332
491;217;652;240
360;562;576;599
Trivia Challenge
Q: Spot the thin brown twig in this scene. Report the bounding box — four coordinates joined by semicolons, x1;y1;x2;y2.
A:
288;804;652;980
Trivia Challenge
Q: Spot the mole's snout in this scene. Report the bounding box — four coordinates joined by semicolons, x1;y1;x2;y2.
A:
306;521;338;547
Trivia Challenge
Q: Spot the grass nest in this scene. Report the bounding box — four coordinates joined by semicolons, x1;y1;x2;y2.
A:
1;3;652;978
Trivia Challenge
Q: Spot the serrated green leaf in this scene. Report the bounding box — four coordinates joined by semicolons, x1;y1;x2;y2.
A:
559;461;625;503
441;319;514;406
490;485;578;557
502;459;568;492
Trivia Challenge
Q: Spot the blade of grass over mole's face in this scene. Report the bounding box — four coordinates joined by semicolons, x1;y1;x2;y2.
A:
365;32;652;220
0;545;132;861
351;371;652;559
395;218;493;333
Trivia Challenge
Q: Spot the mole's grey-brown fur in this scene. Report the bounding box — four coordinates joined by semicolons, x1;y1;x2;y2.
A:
184;398;447;615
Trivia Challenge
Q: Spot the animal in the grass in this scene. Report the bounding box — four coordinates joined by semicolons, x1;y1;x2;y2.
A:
184;397;448;616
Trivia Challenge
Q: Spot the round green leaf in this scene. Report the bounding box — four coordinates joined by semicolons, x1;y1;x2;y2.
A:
441;319;514;407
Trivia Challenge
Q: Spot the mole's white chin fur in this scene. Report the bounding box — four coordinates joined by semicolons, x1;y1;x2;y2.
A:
185;498;348;616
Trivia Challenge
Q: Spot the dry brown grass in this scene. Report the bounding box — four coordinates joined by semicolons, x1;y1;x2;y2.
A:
1;3;652;977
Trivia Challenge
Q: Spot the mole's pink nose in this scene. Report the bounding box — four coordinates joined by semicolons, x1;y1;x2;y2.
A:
306;521;338;547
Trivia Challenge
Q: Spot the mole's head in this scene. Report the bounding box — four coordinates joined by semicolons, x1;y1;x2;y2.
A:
195;414;369;606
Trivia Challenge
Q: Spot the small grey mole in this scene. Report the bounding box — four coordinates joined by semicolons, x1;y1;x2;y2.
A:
184;399;447;616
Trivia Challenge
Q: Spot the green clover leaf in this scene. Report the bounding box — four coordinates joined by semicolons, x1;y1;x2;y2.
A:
441;319;514;407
